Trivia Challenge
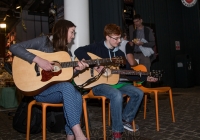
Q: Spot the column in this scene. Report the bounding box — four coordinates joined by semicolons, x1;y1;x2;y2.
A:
64;0;89;59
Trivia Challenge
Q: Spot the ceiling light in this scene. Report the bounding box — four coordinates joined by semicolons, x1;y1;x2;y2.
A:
0;24;6;28
49;8;56;15
16;5;21;9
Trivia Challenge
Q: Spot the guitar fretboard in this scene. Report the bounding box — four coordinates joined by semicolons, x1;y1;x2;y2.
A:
60;58;113;68
111;69;148;76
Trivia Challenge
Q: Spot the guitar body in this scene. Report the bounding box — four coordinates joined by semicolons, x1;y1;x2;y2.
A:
74;53;119;89
12;49;73;96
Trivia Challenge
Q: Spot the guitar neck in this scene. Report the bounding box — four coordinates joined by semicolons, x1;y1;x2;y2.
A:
111;69;148;76
61;58;113;68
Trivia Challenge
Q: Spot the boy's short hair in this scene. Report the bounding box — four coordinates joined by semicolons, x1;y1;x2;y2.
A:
133;14;142;20
104;24;122;37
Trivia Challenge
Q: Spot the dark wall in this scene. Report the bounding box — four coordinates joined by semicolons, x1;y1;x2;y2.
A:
134;0;200;87
89;0;123;43
181;2;200;86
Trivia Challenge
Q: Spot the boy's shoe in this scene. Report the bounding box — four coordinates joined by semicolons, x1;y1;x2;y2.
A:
112;132;122;140
123;121;139;132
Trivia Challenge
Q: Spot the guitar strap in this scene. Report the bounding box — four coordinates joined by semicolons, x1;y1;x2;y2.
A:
75;67;107;89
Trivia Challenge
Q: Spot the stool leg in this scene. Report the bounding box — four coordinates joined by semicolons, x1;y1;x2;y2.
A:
108;102;111;126
169;89;175;122
132;120;136;132
144;94;147;119
83;98;90;139
42;104;47;140
154;91;159;131
26;100;36;140
102;99;106;140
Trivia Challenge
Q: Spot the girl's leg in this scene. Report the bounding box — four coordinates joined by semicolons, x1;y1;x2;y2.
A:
66;135;74;140
66;124;87;140
34;82;86;140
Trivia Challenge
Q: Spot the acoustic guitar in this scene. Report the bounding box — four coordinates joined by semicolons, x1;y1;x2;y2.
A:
12;49;125;96
73;54;149;89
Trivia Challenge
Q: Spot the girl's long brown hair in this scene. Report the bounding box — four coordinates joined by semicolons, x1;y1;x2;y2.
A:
52;20;76;52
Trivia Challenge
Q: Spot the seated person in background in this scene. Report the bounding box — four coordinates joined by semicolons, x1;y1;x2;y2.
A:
10;20;88;140
119;32;157;83
119;32;138;67
75;23;143;140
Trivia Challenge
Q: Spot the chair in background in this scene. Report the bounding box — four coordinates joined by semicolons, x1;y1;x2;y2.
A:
132;64;175;131
26;100;63;140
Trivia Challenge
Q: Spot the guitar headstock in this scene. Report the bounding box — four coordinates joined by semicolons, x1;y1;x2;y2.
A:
111;57;126;66
150;69;164;81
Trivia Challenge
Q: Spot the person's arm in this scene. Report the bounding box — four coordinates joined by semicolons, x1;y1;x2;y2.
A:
10;36;51;64
74;43;98;60
10;36;54;71
125;42;138;66
142;27;155;48
129;24;134;41
123;75;147;82
134;27;155;48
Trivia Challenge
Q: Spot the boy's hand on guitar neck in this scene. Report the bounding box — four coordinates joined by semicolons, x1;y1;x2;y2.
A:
33;56;54;71
147;76;158;82
94;65;105;73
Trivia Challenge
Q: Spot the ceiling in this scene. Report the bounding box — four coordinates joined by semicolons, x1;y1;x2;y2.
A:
0;0;53;33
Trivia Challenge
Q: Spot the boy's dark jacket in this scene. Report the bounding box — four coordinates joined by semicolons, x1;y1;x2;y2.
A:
74;41;131;70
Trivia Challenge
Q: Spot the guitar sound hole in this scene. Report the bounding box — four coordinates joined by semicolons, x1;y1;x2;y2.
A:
52;66;61;72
